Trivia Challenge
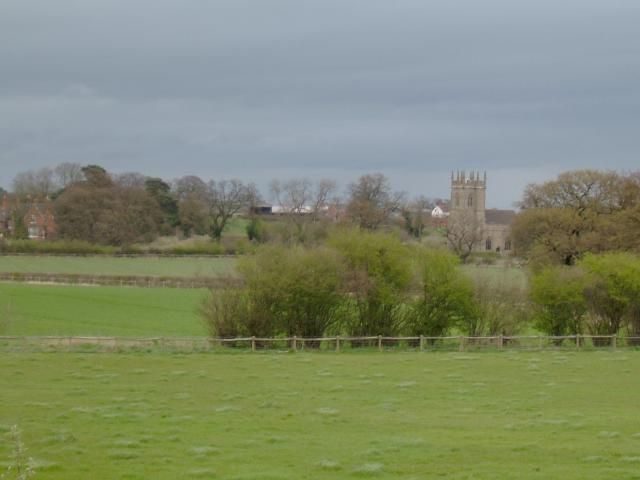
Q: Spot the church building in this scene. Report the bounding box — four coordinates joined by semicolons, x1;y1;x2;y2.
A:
449;171;515;253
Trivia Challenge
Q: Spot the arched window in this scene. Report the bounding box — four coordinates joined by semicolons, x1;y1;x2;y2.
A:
467;195;473;207
485;238;492;251
504;240;511;251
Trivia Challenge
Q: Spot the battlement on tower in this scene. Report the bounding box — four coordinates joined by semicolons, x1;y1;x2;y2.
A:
451;170;486;187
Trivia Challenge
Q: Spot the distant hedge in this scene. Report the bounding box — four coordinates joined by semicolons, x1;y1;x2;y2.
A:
0;239;253;256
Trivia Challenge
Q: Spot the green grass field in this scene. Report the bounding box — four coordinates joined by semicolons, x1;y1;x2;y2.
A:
0;283;207;337
1;351;639;479
461;264;528;289
0;256;237;278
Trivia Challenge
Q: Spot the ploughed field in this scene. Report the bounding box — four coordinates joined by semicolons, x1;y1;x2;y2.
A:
1;352;639;479
0;255;237;278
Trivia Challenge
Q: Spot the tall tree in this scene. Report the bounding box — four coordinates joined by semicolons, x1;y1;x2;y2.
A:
270;178;336;242
206;180;255;241
12;167;56;198
346;173;404;230
512;169;639;265
173;176;208;237
145;177;179;232
445;210;483;263
54;162;84;189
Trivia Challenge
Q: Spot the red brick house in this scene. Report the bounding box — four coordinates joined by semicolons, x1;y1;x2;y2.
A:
0;195;57;240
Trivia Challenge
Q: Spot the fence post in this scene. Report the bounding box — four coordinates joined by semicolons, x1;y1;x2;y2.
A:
611;335;617;350
498;335;504;349
292;335;297;351
251;336;256;352
459;336;465;352
538;335;543;350
378;335;383;352
419;335;424;352
576;334;580;349
336;335;341;352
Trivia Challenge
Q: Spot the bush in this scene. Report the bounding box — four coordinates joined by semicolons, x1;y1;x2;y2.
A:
200;245;346;344
471;280;531;337
238;246;345;342
0;240;119;255
246;217;266;243
581;253;640;344
530;266;588;338
200;287;250;339
406;248;477;338
328;229;411;341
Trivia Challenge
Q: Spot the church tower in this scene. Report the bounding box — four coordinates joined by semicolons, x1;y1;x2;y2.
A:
450;170;486;224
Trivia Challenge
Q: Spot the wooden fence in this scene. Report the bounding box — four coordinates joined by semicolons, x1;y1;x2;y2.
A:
1;334;638;353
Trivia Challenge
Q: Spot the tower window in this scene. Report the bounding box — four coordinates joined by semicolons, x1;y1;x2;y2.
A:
485;238;492;251
467;195;473;207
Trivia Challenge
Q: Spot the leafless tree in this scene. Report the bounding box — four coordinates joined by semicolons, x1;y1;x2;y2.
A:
346;173;405;230
114;172;147;188
54;162;84;189
206;179;255;241
446;210;483;263
12;167;57;198
270;178;336;240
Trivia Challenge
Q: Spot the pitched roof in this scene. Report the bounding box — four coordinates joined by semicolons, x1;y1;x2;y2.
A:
485;209;515;225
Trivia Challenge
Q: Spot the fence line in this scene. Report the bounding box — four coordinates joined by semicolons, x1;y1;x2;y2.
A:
0;272;240;289
1;334;638;353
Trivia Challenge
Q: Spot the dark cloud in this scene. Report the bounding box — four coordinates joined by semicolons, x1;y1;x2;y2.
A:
1;0;639;207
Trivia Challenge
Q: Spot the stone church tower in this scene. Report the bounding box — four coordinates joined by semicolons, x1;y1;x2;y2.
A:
449;171;515;254
450;170;486;224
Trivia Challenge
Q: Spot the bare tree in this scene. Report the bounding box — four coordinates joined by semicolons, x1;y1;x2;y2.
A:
12;168;57;198
446;210;483;263
346;173;405;230
270;178;336;240
206;179;254;241
53;162;84;189
114;172;147;188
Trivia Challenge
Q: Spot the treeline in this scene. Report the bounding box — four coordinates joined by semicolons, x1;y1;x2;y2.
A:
4;163;443;247
512;170;640;266
201;230;640;344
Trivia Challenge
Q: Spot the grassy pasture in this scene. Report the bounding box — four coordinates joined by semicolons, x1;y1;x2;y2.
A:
0;255;237;278
0;283;206;337
461;264;528;289
1;352;640;479
0;255;524;286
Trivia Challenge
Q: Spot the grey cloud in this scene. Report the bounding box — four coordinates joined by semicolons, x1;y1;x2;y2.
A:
1;0;639;207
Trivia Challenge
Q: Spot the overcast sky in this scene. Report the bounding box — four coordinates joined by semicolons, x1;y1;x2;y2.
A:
1;0;639;207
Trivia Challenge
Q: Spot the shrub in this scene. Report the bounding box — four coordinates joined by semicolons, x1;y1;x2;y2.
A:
581;253;640;344
328;229;411;341
238;245;345;342
246;217;266;243
200;287;250;339
530;266;589;338
471;280;531;337
201;245;346;344
406;248;477;338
